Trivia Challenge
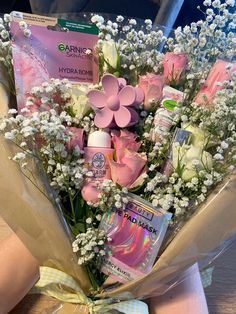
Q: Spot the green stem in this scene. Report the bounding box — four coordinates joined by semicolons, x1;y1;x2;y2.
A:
68;190;76;223
86;264;99;290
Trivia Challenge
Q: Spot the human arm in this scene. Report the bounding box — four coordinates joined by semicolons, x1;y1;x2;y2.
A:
0;233;39;314
149;263;209;314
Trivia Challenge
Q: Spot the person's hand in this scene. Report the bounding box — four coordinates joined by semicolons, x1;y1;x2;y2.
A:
0;233;39;314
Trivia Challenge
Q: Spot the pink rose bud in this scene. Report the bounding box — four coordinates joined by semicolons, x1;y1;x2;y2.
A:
195;59;236;106
163;52;188;84
138;73;165;109
66;127;84;151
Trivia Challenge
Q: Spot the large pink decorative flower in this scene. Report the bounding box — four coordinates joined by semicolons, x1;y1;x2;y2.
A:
108;130;147;188
87;74;144;128
195;59;236;106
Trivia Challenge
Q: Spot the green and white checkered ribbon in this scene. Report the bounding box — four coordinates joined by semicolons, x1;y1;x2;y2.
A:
200;266;214;288
31;266;149;314
30;265;214;313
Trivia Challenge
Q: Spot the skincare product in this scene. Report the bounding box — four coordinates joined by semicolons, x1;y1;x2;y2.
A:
81;131;114;202
100;193;172;283
151;86;183;143
10;11;99;109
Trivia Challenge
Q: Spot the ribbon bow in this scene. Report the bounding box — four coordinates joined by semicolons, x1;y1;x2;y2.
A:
31;266;149;314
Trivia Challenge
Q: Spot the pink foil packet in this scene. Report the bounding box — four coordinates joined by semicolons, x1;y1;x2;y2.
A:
100;193;172;283
10;11;99;109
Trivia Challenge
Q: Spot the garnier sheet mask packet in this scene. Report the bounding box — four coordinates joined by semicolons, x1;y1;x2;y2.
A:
100;193;172;283
10;11;99;109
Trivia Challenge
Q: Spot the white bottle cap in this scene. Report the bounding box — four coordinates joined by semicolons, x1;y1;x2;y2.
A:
87;131;111;148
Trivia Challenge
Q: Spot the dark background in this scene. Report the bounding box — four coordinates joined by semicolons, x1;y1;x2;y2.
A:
0;0;204;27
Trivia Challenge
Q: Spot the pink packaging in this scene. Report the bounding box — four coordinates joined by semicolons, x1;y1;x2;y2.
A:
100;193;172;283
10;11;99;109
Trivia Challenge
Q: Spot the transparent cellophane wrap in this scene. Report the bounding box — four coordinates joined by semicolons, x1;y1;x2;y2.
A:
1;68;236;313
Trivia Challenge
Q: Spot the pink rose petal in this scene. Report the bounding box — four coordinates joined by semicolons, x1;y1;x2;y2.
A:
134;87;145;105
109;159;134;187
121;150;147;178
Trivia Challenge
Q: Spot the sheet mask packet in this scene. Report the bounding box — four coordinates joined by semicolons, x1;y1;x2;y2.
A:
10;11;99;109
100;193;172;283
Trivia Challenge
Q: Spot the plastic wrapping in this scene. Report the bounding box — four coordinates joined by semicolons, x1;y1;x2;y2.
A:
0;78;91;293
1;76;236;311
0;12;236;314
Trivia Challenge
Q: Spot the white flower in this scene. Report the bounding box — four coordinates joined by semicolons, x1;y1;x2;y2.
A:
3;14;11;23
8;109;18;115
221;141;228;149
13;152;26;161
129;19;137;25
4;131;15;140
70;85;91;118
19;21;27;30
0;30;9;40
102;41;118;69
203;0;212;5
96;214;102;221
23;29;31;38
86;217;92;224
226;0;235;6
213;153;224;160
116;15;124;22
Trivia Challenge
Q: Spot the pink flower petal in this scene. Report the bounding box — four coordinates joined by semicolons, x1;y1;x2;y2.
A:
87;90;106;108
118;86;136;107
114;106;132;128
134;87;144;105
94;107;114;128
128;169;146;189
112;130;140;163
109;159;134;187
121;150;147;181
102;74;119;97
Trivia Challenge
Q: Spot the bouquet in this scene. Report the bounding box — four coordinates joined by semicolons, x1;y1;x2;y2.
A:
0;1;236;312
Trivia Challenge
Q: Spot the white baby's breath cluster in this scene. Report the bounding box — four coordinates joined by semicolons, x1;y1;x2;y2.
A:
72;226;109;265
150;168;223;216
167;1;236;72
92;14;167;82
0;15;13;86
18;20;31;37
179;75;236;171
88;179;129;211
2;103;88;195
145;75;236;217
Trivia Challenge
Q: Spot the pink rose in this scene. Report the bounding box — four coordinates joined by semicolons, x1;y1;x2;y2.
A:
195;59;236;106
109;131;146;188
112;130;141;162
163;52;188;83
138;73;165;109
66;127;84;151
